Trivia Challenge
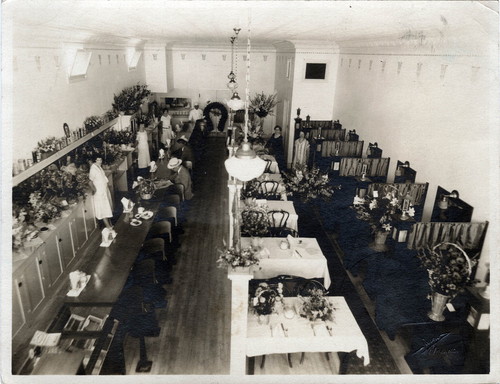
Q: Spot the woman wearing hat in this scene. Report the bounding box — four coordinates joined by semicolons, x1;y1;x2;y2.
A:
167;157;193;200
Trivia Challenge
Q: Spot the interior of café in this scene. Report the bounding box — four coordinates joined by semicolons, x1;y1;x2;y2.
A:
2;1;498;382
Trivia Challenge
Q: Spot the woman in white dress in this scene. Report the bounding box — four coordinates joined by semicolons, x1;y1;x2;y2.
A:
292;130;310;168
160;108;175;148
136;124;151;168
88;155;113;230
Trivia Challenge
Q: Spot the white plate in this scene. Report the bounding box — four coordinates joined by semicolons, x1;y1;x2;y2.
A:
135;213;142;219
141;211;153;220
130;219;142;226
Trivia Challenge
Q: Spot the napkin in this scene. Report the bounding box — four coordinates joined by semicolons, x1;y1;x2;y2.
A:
158;149;165;159
287;234;296;248
311;322;330;337
149;161;157;173
121;197;134;212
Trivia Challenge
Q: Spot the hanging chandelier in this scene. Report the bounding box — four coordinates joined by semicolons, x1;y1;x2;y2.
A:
227;28;240;91
225;21;266;182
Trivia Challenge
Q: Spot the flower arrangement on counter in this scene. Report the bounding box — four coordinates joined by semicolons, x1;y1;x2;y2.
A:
132;176;156;199
137;113;152;127
29;192;63;224
102;129;136;146
36;136;61;153
283;165;340;202
12;207;40;251
241;204;270;237
83;115;104;132
250;92;279;118
352;190;411;233
417;242;477;299
112;83;151;113
216;246;260;269
251;282;284;315
299;288;335;322
104;109;119;122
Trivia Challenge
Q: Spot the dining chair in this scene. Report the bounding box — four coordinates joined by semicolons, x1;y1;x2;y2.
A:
258;180;280;200
267;210;290;237
264;159;273;173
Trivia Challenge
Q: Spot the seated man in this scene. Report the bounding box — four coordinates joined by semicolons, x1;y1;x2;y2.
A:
166;157;193;200
171;135;194;169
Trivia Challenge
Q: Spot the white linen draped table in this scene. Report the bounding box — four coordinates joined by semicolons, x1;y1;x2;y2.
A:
257;200;298;232
246;297;370;366
241;237;331;289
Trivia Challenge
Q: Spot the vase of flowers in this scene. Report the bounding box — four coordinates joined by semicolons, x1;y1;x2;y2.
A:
84;115;104;132
417;242;475;321
298;288;335;323
283;165;340;203
240;204;270;237
132;176;156;200
250;92;279;119
112;83;151;114
251;282;284;324
216;246;260;271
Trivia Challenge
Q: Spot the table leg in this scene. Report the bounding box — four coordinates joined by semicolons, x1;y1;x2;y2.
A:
338;352;350;374
246;356;255;375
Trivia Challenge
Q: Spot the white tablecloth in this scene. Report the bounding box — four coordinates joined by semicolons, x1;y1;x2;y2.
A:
259;200;298;232
241;237;331;289
246;297;370;366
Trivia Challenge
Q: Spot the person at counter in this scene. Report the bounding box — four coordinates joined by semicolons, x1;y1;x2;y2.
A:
171;135;194;169
188;102;204;122
167;157;193;200
160;108;175;148
88;154;114;231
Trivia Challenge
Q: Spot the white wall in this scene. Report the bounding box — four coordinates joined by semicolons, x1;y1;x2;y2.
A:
11;45;146;160
333;39;499;283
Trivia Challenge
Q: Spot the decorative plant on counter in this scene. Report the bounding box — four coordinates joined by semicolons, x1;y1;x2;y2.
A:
417;242;476;299
38;164;89;203
102;129;136;146
112;83;151;113
251;282;284;316
216;246;260;269
299;288;335;322
137;113;152;127
36;136;60;153
104;109;119;122
28;192;63;224
352;190;409;233
12;206;40;251
283;165;340;202
132;176;157;199
83;115;104;132
250;92;279;118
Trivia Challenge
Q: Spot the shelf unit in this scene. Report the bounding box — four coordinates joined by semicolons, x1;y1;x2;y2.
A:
13;117;119;187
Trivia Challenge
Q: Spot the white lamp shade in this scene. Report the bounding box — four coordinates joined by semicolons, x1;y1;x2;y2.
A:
225;156;266;181
226;98;245;111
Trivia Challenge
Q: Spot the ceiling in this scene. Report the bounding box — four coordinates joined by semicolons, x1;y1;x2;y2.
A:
5;0;498;48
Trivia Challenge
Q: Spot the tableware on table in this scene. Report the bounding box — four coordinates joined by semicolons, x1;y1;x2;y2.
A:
280;323;288;337
280;239;289;250
141;210;153;220
311;323;317;336
283;305;296;319
138;207;145;215
130;219;142;227
326;324;333;336
135;213;142;219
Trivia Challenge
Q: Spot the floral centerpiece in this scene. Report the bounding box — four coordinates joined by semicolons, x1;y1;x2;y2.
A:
216;246;260;269
241;204;270;237
353;190;410;233
132;176;156;199
417;242;476;299
29;192;62;224
36;136;59;153
299;288;335;322
250;282;284;316
283;165;340;202
250;92;279;118
84;115;104;132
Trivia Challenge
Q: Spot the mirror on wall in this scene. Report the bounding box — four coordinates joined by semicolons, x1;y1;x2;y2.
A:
431;185;473;222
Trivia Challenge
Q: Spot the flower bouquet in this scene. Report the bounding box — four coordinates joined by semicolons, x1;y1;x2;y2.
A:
283;165;340;202
216;246;260;269
250;282;284;316
250;92;279;118
298;288;335;322
12;207;40;251
84;115;104;132
132;176;156;200
353;191;407;233
417;242;476;299
36;136;59;153
112;83;151;113
28;192;62;224
240;205;270;237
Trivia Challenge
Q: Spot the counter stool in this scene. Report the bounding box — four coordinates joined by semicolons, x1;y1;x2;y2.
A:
140;238;173;284
146;221;177;265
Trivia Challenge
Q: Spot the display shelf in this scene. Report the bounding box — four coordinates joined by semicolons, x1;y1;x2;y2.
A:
13;118;119;187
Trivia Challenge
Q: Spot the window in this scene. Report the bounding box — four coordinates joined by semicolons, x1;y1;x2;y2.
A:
69;50;92;81
305;63;327;79
128;51;142;71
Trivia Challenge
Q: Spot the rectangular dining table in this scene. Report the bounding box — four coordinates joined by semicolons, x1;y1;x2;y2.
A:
240;237;331;289
246;297;370;373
